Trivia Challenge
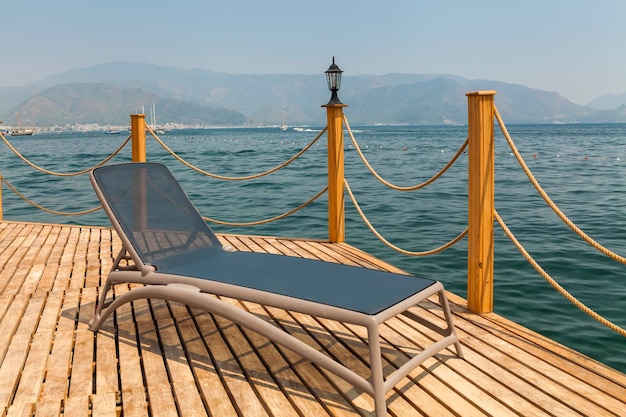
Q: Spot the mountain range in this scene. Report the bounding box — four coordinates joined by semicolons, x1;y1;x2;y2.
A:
1;62;626;128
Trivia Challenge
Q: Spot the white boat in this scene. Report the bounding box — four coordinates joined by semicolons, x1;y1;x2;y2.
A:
10;113;34;136
150;103;167;134
10;129;34;136
280;109;288;131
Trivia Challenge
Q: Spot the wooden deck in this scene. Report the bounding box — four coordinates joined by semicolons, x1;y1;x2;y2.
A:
1;220;624;417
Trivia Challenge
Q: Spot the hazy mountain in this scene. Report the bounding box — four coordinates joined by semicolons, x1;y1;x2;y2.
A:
1;82;249;127
345;77;593;125
586;93;626;110
1;62;624;127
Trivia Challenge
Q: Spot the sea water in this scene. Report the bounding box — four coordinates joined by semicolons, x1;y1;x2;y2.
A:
1;123;625;373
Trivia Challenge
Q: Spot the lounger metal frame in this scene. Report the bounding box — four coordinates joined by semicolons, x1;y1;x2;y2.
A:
89;162;463;417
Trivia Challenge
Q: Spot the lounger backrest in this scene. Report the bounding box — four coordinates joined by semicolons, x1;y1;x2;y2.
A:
91;163;224;270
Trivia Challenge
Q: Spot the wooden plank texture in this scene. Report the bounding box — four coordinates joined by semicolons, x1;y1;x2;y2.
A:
0;221;624;417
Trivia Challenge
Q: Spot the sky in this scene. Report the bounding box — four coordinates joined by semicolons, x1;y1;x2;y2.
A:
1;0;625;105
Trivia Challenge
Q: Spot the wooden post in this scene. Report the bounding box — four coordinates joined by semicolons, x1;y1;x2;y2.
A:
0;175;3;222
466;91;496;314
0;128;3;221
130;114;147;162
323;103;348;243
130;114;148;228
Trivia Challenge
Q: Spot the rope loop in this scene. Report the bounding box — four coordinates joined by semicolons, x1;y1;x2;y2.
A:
202;186;328;226
1;177;102;216
343;114;468;191
147;124;326;181
494;106;626;265
344;178;467;256
495;209;626;337
0;132;131;176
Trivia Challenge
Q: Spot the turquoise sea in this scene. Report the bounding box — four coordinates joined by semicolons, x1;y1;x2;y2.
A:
1;123;625;373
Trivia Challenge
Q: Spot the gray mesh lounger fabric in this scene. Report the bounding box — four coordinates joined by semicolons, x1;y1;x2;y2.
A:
89;162;463;417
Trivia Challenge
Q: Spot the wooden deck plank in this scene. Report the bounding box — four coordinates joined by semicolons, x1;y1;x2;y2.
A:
36;226;67;293
70;328;96;397
0;221;625;417
292;240;362;267
15;225;52;296
197;304;267;415
236;300;334;417
56;227;81;292
119;387;150;417
0;222;19;254
85;228;105;289
113;284;149;416
91;391;117;417
212;305;302;416
21;225;54;295
63;396;90;417
169;303;240;417
39;328;74;402
192;307;271;416
389;313;547;416
17;291;67;410
133;299;180;417
5;402;35;417
32;399;61;417
485;313;626;397
0;294;28;364
445;313;597;416
68;228;90;290
257;237;304;258
157;315;210;417
260;305;369;416
280;309;378;414
0;294;46;408
375;316;522;417
69;286;97;398
313;313;486;417
95;317;119;397
0;224;42;295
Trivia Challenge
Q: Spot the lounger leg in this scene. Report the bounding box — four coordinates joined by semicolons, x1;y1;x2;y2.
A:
91;249;134;331
438;290;464;358
90;279;113;331
368;323;388;417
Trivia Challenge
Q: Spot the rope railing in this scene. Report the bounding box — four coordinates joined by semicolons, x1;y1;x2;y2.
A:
344;178;468;256
339;113;468;256
0;131;131;176
0;176;102;216
0;131;128;216
344;114;469;191
147;124;326;181
495;210;626;337
0;117;469;251
202;186;328;226
144;125;331;226
494;106;626;336
494;106;626;265
3;107;622;339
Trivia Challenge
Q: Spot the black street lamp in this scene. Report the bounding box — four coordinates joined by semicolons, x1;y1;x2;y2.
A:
325;57;343;105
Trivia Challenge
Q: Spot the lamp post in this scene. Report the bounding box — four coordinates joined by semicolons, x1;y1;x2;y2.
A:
322;57;348;243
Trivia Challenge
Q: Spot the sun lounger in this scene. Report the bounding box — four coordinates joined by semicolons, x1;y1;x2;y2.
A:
89;162;463;417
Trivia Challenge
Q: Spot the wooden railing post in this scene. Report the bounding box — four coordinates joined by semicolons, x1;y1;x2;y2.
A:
323;103;348;243
466;90;496;314
130;114;147;162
